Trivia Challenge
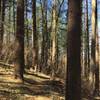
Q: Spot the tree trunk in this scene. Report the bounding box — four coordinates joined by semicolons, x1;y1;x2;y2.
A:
7;0;11;43
25;0;29;48
86;0;90;77
91;0;99;95
13;0;16;35
51;0;57;79
67;0;82;100
32;0;38;72
40;0;48;72
0;0;5;59
14;0;25;81
95;33;99;95
84;0;90;79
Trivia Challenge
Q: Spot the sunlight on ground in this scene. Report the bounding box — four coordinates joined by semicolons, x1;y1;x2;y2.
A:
0;66;65;100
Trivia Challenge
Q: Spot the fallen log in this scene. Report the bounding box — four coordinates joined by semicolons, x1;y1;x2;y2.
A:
0;61;14;67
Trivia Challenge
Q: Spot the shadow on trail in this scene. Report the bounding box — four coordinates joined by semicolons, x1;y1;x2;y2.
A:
0;70;65;99
24;77;65;96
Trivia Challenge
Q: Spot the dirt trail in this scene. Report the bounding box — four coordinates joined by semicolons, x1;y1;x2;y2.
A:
0;66;65;100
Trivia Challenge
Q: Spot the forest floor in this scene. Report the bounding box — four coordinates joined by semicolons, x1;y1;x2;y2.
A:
0;65;100;100
0;65;65;100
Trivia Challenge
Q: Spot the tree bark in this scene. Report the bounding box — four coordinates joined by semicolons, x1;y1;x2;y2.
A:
67;0;82;100
25;0;29;48
13;0;16;35
32;0;38;71
40;0;48;72
14;0;25;81
51;0;57;79
91;0;99;95
0;0;5;59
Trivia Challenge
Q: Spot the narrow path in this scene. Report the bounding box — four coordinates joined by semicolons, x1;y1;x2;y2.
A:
0;66;65;100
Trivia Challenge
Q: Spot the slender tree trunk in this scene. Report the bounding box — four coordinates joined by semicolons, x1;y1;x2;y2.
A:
84;0;90;78
95;1;99;95
40;0;45;71
43;0;48;72
14;0;25;81
32;0;38;71
67;0;82;100
86;0;90;77
0;0;5;59
51;0;57;79
25;0;29;48
13;0;16;35
40;0;48;72
95;33;99;95
91;0;99;95
0;0;2;59
8;0;11;43
82;1;85;77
